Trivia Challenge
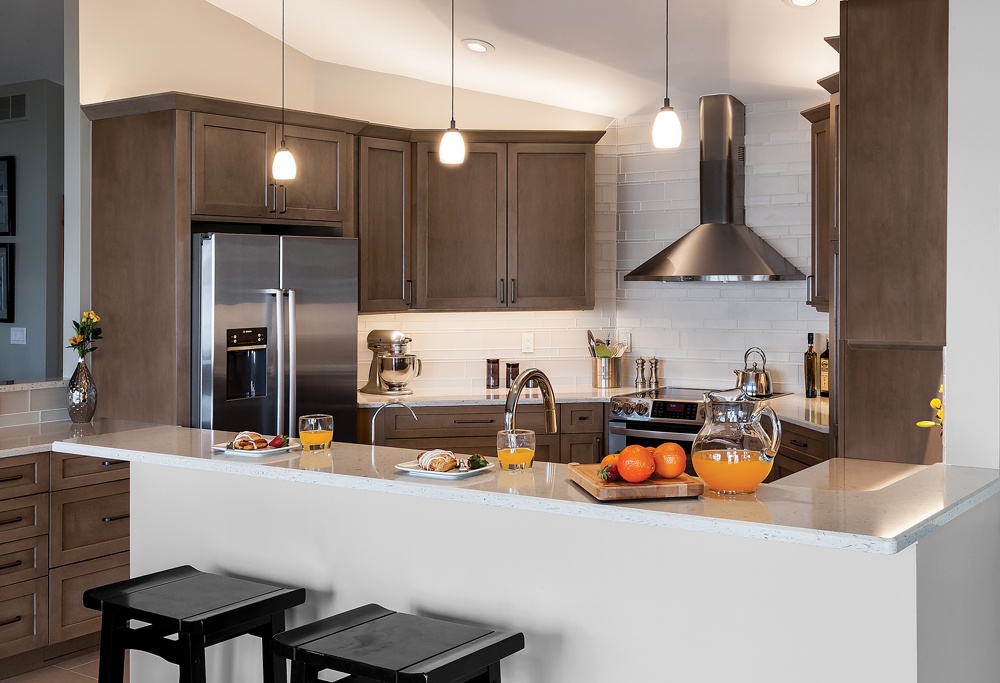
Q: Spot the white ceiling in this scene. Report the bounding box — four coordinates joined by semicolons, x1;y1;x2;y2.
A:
207;0;840;117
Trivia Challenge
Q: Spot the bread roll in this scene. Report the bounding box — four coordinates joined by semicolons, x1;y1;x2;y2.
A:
417;449;457;472
233;431;268;450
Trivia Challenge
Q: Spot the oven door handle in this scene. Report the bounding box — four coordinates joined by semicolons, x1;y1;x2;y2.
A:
609;423;697;442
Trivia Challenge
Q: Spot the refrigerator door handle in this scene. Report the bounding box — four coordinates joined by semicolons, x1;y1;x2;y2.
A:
271;288;285;435
285;288;297;435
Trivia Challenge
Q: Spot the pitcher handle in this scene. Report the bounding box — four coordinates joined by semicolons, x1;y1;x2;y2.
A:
761;404;781;459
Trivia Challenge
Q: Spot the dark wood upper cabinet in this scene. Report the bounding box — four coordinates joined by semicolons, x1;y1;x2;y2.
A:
411;140;595;311
359;137;412;312
413;142;507;310
507;143;595;309
191;112;354;225
801;103;832;313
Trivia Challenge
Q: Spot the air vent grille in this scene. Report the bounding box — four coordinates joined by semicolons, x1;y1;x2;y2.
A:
0;94;28;122
737;145;746;163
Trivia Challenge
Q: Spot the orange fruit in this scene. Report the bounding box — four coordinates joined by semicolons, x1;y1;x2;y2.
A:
617;446;656;483
653;442;687;479
601;453;619;468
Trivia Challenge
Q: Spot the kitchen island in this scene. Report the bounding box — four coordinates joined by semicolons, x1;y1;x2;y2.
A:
54;426;1000;683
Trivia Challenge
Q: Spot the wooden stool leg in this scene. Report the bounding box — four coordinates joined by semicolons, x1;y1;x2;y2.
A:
255;612;288;683
178;631;208;683
97;611;127;683
290;660;322;683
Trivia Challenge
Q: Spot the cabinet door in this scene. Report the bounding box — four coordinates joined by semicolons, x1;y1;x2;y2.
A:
414;142;507;309
49;551;129;643
192;113;274;218
507;144;595;309
559;433;603;465
0;577;46;659
50;480;130;567
359;138;412;311
279;125;354;224
808;112;832;312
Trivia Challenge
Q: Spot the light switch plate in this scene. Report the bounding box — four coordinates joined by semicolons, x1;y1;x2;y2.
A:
521;332;535;353
10;327;26;345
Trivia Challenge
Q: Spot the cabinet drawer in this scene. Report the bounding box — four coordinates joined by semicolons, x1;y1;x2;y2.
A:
49;551;129;643
0;577;47;659
384;405;549;438
0;535;48;588
50;452;129;490
780;423;830;461
559;403;604;434
0;493;49;545
50;480;130;567
0;452;49;500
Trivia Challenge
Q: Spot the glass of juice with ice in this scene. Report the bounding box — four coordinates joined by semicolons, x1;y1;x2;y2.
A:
298;414;334;450
497;429;535;470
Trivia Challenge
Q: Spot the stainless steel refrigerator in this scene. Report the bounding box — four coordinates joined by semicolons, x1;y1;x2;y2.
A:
192;232;358;442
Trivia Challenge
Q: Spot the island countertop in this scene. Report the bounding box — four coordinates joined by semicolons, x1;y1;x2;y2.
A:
53;425;997;554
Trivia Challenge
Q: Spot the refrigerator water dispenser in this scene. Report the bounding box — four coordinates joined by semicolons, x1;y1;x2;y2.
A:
226;327;268;400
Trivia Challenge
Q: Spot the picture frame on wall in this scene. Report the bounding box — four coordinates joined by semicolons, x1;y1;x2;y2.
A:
0;244;12;323
0;156;14;237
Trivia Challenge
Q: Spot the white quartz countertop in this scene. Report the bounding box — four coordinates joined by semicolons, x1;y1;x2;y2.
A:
0;418;156;458
358;386;830;432
53;425;999;555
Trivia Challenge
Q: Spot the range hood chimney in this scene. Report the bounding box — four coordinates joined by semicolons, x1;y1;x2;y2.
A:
625;94;806;283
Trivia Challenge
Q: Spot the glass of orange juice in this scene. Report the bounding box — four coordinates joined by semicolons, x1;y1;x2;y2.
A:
497;429;535;470
298;414;333;450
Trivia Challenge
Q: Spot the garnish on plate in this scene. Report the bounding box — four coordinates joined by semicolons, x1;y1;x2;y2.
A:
467;454;489;470
268;434;289;448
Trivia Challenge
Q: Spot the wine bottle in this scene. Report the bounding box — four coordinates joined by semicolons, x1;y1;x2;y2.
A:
819;340;830;398
804;333;818;398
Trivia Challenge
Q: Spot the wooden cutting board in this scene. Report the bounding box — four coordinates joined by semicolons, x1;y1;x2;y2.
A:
568;463;704;501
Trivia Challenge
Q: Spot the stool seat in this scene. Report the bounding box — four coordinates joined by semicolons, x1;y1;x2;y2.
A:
273;604;524;683
84;565;306;683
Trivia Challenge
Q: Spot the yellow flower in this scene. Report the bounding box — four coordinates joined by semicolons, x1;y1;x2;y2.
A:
930;398;942;410
68;334;84;346
937;408;944;421
82;311;101;324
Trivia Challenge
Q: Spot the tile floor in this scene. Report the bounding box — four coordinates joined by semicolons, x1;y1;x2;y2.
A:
3;649;128;682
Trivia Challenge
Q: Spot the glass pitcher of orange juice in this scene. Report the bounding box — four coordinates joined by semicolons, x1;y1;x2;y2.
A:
691;388;781;494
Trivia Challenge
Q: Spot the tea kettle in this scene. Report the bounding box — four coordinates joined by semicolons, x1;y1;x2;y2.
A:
734;347;773;398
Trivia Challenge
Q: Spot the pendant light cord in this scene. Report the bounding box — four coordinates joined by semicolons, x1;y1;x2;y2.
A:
450;0;456;128
281;0;286;141
664;0;670;105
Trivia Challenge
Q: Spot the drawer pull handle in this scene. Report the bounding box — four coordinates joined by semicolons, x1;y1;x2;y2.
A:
0;473;24;483
101;460;126;467
0;515;24;526
102;514;130;523
453;419;495;425
0;559;23;571
0;615;22;628
789;439;809;448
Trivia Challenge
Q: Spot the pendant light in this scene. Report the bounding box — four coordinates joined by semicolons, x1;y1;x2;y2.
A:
272;0;297;180
652;0;682;149
439;0;466;165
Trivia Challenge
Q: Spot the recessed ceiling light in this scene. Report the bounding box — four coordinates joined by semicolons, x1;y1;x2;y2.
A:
462;39;495;53
782;0;818;6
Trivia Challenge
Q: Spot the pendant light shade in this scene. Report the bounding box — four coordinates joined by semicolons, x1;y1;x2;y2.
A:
439;0;465;165
272;142;297;180
273;0;296;180
652;0;682;149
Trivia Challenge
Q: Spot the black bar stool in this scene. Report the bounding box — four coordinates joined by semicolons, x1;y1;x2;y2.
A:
272;603;524;683
83;565;306;683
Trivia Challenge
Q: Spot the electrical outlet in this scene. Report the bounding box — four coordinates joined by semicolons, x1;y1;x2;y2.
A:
618;331;631;352
10;327;26;345
521;332;535;354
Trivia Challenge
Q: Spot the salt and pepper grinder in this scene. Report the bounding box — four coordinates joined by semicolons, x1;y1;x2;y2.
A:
648;358;659;390
635;357;647;389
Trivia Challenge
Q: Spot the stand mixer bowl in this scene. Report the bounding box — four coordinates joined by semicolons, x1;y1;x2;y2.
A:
376;354;421;390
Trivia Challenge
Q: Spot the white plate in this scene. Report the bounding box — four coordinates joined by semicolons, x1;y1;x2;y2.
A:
395;460;496;479
212;439;302;457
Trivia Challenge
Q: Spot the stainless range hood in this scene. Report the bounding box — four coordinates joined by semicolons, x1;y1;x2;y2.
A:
625;94;805;283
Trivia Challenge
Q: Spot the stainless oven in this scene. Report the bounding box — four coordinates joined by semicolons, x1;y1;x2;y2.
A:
607;388;716;474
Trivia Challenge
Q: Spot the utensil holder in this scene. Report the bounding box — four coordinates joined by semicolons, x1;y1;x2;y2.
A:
592;357;622;388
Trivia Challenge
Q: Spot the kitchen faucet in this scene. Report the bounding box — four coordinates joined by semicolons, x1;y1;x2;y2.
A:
503;368;557;433
369;399;418;446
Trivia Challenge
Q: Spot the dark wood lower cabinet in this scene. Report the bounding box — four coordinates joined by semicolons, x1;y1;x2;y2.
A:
362;402;607;465
768;422;830;482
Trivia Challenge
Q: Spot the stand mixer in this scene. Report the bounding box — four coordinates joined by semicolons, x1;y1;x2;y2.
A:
360;330;422;395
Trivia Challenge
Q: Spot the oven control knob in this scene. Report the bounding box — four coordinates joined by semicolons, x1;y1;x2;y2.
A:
635;402;649;416
611;401;623;415
623;401;636;416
